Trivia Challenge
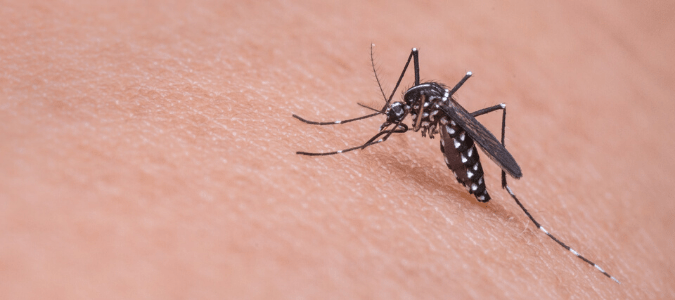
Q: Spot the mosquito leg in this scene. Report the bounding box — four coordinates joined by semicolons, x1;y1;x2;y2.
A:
470;103;505;118
292;112;381;126
297;126;405;156
504;185;621;283
413;48;420;86
500;105;508;187
296;140;382;156
447;72;473;98
469;103;508;186
361;123;407;149
472;104;622;283
383;48;420;109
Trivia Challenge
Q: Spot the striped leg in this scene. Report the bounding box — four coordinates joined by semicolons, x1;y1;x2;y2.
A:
292;112;381;126
504;186;621;283
296;124;407;156
469;103;509;188
472;103;621;284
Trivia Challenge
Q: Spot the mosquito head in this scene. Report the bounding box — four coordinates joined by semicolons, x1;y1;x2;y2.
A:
378;101;408;131
386;102;407;123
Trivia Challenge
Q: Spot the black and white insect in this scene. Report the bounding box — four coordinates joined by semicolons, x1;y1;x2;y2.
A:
293;46;620;284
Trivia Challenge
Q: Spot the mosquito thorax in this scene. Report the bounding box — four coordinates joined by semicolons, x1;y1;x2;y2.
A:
402;82;451;139
403;82;447;107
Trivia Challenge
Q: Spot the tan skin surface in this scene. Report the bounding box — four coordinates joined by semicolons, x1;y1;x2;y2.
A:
2;0;675;299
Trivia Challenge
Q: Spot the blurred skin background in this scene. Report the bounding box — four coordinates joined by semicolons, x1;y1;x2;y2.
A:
1;1;674;299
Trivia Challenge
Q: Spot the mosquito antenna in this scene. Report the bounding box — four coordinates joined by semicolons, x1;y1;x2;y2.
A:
357;102;381;113
371;44;388;105
503;185;621;284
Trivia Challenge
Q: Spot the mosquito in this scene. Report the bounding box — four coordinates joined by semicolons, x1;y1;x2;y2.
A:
292;45;620;284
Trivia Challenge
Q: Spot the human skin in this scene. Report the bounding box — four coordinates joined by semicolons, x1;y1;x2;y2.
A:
1;0;675;299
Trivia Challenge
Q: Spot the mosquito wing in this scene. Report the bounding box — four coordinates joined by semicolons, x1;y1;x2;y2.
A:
439;100;522;179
